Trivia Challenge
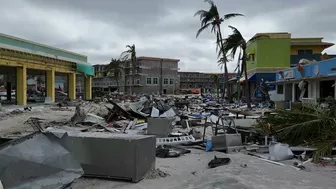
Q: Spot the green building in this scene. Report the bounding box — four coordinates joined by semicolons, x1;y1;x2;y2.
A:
241;33;291;96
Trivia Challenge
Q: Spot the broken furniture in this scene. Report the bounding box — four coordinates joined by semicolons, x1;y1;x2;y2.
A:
47;131;156;183
205;114;243;152
212;133;243;152
147;117;175;137
156;135;196;146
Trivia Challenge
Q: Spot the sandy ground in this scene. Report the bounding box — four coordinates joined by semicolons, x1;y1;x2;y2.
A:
1;105;336;189
0;105;74;137
67;149;336;189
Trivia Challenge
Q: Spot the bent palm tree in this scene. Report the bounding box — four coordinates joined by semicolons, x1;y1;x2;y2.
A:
222;26;268;108
210;74;220;100
106;58;123;93
194;0;243;100
121;44;136;94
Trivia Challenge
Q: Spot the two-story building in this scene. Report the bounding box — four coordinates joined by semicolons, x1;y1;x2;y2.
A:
93;56;180;94
244;32;335;98
290;38;336;67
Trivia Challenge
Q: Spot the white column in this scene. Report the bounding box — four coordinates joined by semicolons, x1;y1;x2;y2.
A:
316;81;320;99
292;83;296;102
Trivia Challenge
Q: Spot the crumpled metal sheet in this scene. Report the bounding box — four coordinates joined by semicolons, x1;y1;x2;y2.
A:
0;132;83;189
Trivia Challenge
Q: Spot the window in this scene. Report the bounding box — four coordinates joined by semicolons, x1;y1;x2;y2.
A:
169;79;174;85
298;50;313;55
153;78;158;85
136;79;140;84
163;78;168;85
146;78;152;85
277;85;283;94
251;54;255;61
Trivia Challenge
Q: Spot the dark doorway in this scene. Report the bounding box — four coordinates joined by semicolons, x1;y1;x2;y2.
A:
320;80;334;99
163;89;167;94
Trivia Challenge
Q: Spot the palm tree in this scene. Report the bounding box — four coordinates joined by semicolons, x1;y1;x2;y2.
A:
106;58;123;93
210;74;220;100
221;26;268;108
217;55;231;99
194;0;243;100
121;44;136;94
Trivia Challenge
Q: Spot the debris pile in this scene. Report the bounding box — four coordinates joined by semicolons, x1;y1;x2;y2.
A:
145;168;169;179
0;94;335;188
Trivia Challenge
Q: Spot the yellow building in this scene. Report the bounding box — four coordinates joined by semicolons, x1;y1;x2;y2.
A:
290;37;334;66
0;33;94;105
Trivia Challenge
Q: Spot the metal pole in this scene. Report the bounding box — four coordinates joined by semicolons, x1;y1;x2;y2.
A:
237;69;240;106
222;71;225;100
159;59;163;94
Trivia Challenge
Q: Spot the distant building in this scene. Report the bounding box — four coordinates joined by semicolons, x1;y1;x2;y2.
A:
93;56;180;94
93;64;121;92
178;71;235;93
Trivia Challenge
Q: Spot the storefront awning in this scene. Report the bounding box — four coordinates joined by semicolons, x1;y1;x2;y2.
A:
76;62;94;76
239;73;256;82
274;73;336;84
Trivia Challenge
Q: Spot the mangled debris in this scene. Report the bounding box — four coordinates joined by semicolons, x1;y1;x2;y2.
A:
0;94;336;188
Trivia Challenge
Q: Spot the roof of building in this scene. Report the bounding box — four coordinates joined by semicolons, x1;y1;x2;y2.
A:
290;41;334;47
93;64;108;67
0;33;94;76
137;56;180;62
251;32;291;39
0;33;87;62
178;71;235;75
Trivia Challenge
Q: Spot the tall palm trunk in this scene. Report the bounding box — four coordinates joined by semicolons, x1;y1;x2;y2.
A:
116;79;119;94
131;58;135;95
130;60;133;94
243;50;251;108
217;25;230;101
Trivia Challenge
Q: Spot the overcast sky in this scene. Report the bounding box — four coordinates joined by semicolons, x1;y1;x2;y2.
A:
1;0;336;72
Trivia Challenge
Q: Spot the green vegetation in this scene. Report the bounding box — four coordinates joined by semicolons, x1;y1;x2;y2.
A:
121;44;136;94
255;101;336;161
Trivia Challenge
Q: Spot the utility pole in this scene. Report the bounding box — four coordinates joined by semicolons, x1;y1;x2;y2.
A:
159;59;163;94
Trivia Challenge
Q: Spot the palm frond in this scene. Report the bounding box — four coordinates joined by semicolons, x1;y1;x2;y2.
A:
223;13;244;20
204;0;214;6
215;31;222;53
217;56;227;70
255;103;336;161
234;49;242;73
196;23;211;38
121;44;136;61
247;34;270;42
221;26;245;59
194;10;208;18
